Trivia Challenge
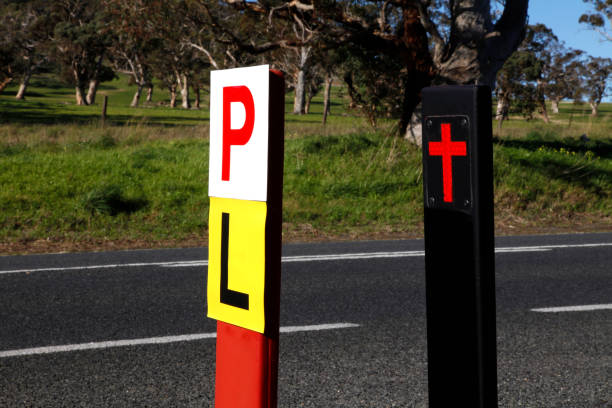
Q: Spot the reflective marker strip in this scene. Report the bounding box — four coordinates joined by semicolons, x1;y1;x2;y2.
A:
531;304;612;313
1;242;611;275
0;323;360;358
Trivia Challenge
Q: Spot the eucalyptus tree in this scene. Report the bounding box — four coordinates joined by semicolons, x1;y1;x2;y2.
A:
0;5;17;94
496;24;586;124
581;56;612;116
579;0;612;42
499;24;561;124
201;0;528;141
542;49;585;114
104;0;162;107
145;0;216;109
0;0;52;98
0;46;15;95
48;0;114;105
494;44;541;128
494;24;589;127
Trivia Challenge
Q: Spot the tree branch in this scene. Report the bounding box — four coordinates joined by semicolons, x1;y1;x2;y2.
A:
201;2;304;53
415;0;445;63
184;41;220;69
483;0;529;82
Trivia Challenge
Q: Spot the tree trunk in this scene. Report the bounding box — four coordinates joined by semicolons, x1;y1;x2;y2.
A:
551;99;560;114
293;70;306;114
0;77;13;94
75;85;88;105
433;0;528;89
322;75;333;125
193;86;201;109
405;107;423;147
495;91;510;131
305;91;314;114
146;84;153;102
590;102;598;116
416;1;527;144
536;80;549;123
131;84;143;107
15;70;32;100
177;73;190;109
74;68;89;106
495;98;505;121
169;84;177;108
401;71;430;138
539;100;550;123
392;6;434;141
293;46;309;114
86;79;99;105
496;104;506;131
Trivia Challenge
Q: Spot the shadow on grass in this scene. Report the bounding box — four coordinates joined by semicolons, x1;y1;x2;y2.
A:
0;100;207;126
82;185;148;216
494;137;612;196
494;137;612;159
557;105;612;115
514;156;611;197
29;76;71;89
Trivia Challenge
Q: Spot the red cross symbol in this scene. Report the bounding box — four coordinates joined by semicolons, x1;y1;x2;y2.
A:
428;123;467;203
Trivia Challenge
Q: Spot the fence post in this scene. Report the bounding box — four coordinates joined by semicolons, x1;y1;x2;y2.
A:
101;95;108;125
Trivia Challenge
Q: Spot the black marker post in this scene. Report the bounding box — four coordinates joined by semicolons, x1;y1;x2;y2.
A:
421;85;497;408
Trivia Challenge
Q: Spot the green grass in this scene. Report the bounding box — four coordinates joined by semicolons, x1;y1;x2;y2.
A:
283;133;424;237
0;135;210;243
0;74;374;135
1;75;611;252
1;127;610;250
493;133;612;226
495;101;612;140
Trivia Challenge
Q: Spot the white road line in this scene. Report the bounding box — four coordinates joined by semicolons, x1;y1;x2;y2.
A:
1;242;611;275
531;304;612;313
280;322;359;333
0;260;207;275
0;323;360;359
283;250;424;261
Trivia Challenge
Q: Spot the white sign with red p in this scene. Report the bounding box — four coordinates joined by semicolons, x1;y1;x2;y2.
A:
209;65;270;202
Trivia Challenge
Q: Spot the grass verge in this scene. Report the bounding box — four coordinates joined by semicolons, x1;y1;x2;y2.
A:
1;126;611;254
1;76;611;254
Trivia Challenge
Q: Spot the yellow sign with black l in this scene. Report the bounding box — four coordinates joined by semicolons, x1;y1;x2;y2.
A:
207;196;267;333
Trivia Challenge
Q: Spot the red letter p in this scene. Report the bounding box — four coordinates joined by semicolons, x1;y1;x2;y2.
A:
222;86;255;181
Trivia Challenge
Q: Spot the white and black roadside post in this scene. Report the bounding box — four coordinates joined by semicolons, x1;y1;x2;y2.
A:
421;85;497;407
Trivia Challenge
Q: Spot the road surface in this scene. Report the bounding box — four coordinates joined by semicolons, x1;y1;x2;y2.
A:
1;233;611;407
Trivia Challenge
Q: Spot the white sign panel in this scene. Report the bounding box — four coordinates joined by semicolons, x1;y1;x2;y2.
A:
209;65;270;202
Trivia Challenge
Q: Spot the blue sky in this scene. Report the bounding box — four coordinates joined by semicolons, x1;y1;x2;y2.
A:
528;0;611;59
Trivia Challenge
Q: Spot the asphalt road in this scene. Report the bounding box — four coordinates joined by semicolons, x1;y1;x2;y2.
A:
1;233;611;407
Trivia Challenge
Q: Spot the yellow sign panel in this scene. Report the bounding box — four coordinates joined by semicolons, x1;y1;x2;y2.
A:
207;196;267;333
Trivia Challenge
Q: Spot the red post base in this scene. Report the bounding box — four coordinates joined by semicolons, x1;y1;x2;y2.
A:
215;321;279;408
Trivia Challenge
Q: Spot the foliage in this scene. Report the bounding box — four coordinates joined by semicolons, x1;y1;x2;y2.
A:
496;24;590;123
542;49;585;106
579;0;612;42
496;48;541;119
496;25;548;121
580;56;612;113
0;0;531;130
47;0;114;104
0;1;52;93
201;1;527;136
